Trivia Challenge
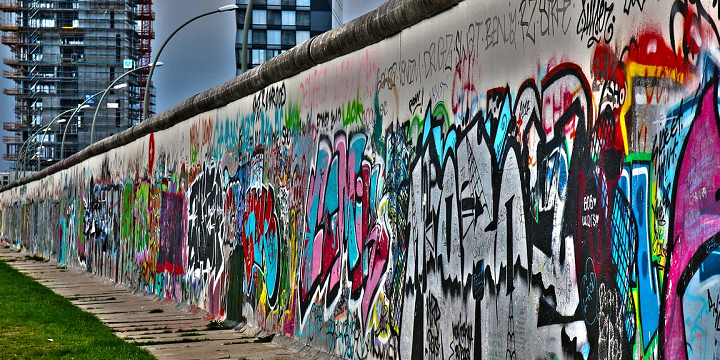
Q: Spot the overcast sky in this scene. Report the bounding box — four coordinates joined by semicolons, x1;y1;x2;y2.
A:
0;0;386;172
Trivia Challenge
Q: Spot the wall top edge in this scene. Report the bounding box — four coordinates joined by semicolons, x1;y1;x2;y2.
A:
0;0;461;193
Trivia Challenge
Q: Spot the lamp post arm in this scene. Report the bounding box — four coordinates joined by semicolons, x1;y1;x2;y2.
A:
36;120;57;170
59;93;101;158
143;6;236;121
91;64;152;144
17;125;48;178
20;123;54;165
17;107;75;177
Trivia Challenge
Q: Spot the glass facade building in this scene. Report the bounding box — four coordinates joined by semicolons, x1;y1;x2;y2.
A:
235;0;341;74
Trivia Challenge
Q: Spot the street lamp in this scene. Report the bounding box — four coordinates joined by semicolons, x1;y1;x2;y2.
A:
18;120;63;175
51;104;91;164
142;4;238;121
36;118;71;171
59;98;97;158
240;0;254;74
16;107;77;178
90;62;163;144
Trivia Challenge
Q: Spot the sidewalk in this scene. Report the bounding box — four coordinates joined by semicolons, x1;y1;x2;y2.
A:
0;246;334;360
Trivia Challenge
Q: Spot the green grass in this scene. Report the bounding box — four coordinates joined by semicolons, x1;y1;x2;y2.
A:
0;260;156;360
206;319;233;330
179;332;202;337
24;254;48;262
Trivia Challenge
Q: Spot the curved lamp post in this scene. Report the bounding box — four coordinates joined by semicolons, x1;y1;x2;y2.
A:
15;109;75;178
142;4;238;121
35;118;70;171
17;121;61;177
16;107;78;178
240;0;254;74
59;81;129;158
46;104;92;169
57;96;102;158
90;62;163;144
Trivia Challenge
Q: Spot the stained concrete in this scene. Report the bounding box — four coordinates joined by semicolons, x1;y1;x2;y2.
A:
0;246;338;360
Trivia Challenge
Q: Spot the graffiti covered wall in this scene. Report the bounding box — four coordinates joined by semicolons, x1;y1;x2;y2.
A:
3;0;720;358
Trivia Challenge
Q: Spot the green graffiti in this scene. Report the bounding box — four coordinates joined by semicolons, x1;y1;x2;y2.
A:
121;182;134;241
342;92;364;126
284;101;302;132
407;102;451;139
408;114;424;139
433;102;451;130
190;148;198;164
134;182;150;254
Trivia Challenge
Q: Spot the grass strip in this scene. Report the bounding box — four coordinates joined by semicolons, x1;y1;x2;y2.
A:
0;260;156;360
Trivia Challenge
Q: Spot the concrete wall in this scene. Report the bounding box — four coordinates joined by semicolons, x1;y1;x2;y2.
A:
3;0;720;359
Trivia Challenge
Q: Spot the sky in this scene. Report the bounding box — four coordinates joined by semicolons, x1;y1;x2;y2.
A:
152;0;386;114
0;0;386;172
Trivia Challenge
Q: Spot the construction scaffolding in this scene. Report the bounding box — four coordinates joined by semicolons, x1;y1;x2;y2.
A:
0;0;154;171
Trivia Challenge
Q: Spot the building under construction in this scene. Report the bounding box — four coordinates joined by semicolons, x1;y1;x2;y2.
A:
0;0;154;172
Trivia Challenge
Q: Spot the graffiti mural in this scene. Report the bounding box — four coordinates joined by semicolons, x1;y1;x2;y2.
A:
4;0;720;359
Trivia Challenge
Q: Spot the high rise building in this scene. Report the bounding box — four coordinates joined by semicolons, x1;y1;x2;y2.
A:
234;0;341;75
0;0;154;172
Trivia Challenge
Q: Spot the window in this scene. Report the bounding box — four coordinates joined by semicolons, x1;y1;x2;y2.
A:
59;15;72;27
115;34;121;63
31;84;56;94
59;65;75;78
282;0;295;5
236;29;245;43
296;30;310;44
266;49;281;59
61;37;83;45
37;66;55;78
281;11;295;26
267;10;281;25
252;10;266;25
282;30;295;46
267;30;280;45
32;100;43;111
30;18;56;27
296;11;310;26
297;0;309;6
252;29;266;44
267;0;281;5
251;49;266;65
237;49;255;63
